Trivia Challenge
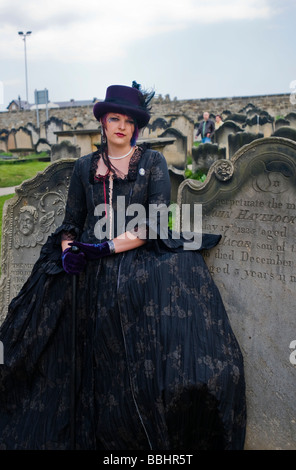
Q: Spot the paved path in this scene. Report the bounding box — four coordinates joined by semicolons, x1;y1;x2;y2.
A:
0;187;16;196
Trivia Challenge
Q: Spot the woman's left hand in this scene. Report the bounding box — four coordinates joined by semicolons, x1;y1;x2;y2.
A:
69;241;113;260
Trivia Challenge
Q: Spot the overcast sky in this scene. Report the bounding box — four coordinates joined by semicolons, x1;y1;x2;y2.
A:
1;0;296;111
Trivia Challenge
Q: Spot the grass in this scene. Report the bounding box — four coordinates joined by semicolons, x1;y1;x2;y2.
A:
0;160;51;188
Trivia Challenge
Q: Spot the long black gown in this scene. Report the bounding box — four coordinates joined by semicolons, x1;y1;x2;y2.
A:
0;145;246;450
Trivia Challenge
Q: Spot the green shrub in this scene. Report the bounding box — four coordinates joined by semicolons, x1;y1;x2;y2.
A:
184;168;207;182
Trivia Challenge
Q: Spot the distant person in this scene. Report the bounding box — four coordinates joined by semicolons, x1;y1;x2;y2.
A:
196;112;215;143
215;114;224;130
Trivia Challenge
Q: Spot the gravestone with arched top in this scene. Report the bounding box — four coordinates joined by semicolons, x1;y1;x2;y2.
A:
177;137;296;450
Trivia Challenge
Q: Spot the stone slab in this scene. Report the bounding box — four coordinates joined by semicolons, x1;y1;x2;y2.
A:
0;159;75;323
177;137;296;450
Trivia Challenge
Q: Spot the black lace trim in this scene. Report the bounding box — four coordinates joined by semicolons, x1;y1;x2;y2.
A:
61;230;77;242
90;144;146;184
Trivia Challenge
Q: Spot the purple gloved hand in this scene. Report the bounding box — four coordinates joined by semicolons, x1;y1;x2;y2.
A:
62;247;86;274
69;240;115;260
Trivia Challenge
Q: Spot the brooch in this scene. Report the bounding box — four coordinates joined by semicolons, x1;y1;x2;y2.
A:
139;168;145;176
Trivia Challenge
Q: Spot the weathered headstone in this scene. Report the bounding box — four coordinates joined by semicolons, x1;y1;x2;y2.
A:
214;121;242;158
275;118;290;130
244;115;274;137
142;117;169;140
225;113;247;125
0;132;8;153
239;103;257;115
228;131;264;159
192;143;226;172
0;159;75;323
45;116;65;145
7;130;16;152
166;114;195;155
35;138;51;154
177;137;296;450
159;128;187;169
285;112;296;128
51;141;81;161
26;123;40;146
168;165;185;203
272;126;296;143
14;127;34;151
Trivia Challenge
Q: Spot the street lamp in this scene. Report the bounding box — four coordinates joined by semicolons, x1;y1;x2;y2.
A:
18;31;32;105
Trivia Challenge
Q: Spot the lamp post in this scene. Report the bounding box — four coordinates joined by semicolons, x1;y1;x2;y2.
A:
18;31;32;105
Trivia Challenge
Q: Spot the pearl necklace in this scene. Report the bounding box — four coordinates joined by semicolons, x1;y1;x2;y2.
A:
108;147;133;160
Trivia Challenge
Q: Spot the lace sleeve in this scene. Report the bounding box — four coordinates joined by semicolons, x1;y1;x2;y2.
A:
60;230;77;242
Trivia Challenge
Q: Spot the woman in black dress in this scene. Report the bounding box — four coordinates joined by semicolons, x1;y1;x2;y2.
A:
0;83;246;450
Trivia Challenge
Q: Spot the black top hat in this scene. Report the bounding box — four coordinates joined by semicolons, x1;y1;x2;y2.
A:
93;84;151;129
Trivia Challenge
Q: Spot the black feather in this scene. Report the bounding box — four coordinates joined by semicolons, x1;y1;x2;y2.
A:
132;80;155;111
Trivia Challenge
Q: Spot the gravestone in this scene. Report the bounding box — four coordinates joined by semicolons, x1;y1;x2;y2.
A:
225;113;247;125
26;123;40;146
7;130;16;152
177;137;296;450
244;105;263;118
244;115;274;138
272;126;296;143
192;143;226;173
275;118;290;130
159;128;187;169
0;133;8;153
0;159;75;324
35;138;51;154
168;165;185;203
214;121;242;158
45;116;65;145
14;127;34;151
142;117;169;139
285;112;296;128
228;131;264;159
167;114;195;155
0;130;8;154
239;103;257;115
51;140;81;161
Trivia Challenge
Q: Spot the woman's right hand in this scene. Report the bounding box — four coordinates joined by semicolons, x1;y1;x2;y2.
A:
61;247;86;275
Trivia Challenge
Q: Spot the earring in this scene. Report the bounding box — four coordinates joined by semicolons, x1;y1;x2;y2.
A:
101;126;106;144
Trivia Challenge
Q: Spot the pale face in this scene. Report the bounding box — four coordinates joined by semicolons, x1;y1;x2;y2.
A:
104;113;135;148
18;212;35;235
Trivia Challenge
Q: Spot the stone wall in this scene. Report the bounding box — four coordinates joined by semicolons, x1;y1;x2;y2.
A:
0;93;294;132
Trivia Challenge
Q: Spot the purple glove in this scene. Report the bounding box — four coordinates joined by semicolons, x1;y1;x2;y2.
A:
62;247;86;274
69;240;115;260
